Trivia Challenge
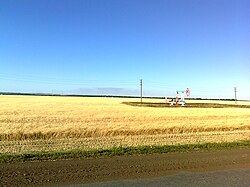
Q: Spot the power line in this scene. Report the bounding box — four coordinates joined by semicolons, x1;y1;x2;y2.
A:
0;74;242;99
0;76;137;86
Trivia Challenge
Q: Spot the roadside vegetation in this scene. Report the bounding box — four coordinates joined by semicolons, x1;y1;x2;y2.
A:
1;140;249;163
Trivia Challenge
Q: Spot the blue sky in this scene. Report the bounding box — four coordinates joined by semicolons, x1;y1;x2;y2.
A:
1;0;249;99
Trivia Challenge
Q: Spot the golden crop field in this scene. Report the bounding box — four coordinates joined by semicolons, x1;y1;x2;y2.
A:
0;95;249;154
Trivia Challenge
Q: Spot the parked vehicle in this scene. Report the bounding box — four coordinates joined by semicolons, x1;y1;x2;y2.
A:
169;99;186;106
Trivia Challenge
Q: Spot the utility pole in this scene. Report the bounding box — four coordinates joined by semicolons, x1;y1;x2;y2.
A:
234;87;237;104
140;79;143;103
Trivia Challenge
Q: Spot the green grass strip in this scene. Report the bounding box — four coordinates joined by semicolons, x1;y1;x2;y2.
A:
0;140;249;163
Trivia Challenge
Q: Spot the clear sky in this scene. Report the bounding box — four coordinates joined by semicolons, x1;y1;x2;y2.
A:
1;0;249;99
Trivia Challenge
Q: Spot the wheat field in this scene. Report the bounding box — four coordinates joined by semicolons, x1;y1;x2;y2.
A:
0;95;249;153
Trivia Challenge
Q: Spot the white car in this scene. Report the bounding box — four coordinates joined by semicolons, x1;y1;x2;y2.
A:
170;99;186;106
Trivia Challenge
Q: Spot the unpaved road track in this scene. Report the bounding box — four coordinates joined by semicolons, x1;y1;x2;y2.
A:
81;168;250;187
0;148;249;187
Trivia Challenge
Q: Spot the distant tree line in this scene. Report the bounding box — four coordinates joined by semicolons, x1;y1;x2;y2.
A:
0;92;243;101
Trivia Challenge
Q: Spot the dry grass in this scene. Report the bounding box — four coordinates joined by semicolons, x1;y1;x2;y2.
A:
0;95;249;154
1;131;249;154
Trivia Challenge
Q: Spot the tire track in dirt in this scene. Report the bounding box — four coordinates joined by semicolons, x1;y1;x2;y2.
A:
0;148;249;187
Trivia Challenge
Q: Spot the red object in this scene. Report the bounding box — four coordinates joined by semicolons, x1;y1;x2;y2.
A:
186;88;190;96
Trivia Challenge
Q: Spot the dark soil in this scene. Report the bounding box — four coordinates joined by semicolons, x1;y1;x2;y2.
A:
123;102;250;108
0;148;249;187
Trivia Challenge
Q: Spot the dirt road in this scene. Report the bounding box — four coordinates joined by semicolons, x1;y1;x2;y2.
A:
0;148;249;187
